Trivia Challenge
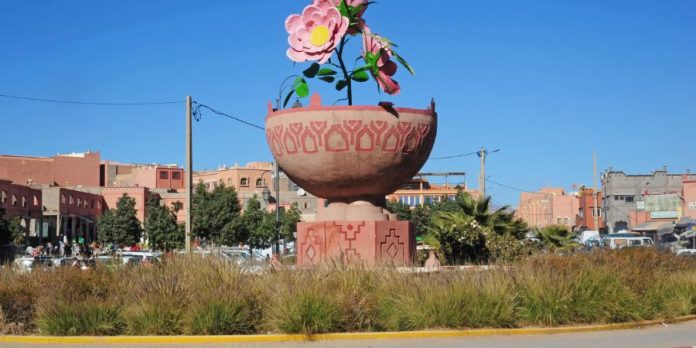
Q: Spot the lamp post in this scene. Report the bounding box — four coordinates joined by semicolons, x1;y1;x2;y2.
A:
261;187;271;205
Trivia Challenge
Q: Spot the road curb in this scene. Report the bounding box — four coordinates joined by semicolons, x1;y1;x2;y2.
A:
2;315;695;344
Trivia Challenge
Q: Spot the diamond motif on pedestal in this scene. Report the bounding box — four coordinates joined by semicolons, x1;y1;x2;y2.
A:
386;243;398;260
306;245;316;261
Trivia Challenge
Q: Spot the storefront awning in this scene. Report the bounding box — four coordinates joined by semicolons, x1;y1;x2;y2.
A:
632;221;674;235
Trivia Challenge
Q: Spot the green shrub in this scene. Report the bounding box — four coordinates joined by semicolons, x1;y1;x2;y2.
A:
188;300;256;335
378;272;517;330
644;271;696;319
125;302;185;335
36;303;125;336
516;270;575;326
269;291;340;334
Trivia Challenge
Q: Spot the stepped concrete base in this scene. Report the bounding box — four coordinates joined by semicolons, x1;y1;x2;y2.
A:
296;220;414;266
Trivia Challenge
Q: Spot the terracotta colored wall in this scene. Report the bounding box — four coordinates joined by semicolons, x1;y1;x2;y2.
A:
58;188;103;219
518;188;578;229
160;195;186;223
193;168;272;193
0;180;42;219
155;167;184;189
0;152;100;187
517;192;553;227
576;189;605;230
101;187;150;223
684;180;696;219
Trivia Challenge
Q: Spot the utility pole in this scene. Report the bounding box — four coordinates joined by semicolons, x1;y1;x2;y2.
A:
477;147;500;198
274;162;281;255
479;146;486;198
593;150;599;232
185;96;192;254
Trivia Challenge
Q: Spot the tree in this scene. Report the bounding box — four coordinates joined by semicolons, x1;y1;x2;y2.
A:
191;181;242;245
410;205;431;236
428;211;488;264
424;191;532;264
386;200;411;221
241;196;274;255
280;202;302;241
534;225;578;253
8;217;25;246
97;194;142;246
0;208;10;245
144;197;182;251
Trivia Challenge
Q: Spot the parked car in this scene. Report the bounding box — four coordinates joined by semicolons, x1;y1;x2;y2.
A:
14;257;36;273
676;249;696;257
602;235;654;249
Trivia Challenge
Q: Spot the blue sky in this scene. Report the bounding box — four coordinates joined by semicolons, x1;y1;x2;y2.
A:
1;0;694;206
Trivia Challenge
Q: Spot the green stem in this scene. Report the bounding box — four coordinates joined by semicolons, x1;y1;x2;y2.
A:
336;36;352;105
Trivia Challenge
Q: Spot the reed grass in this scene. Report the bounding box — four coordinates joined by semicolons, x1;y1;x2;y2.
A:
1;248;694;335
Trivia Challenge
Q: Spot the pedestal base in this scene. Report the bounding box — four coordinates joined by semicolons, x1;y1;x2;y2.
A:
296;220;415;266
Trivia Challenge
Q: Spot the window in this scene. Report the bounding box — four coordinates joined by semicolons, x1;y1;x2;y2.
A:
625;195;634;203
97;201;101;209
33;195;39;206
77;198;82;207
256;178;264;187
240;177;249;187
61;194;66;204
557;218;562;224
69;195;74;204
160;171;169;179
0;191;6;204
21;196;27;208
91;199;95;209
172;171;181;180
12;194;17;206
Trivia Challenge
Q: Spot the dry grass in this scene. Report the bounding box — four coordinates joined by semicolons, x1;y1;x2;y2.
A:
1;248;695;335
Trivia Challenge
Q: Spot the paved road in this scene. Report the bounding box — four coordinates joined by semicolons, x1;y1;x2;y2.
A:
3;320;696;348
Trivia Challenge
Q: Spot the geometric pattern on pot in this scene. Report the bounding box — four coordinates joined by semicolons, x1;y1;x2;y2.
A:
265;120;431;157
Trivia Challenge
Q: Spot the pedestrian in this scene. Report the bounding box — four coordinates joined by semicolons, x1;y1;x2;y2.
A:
59;240;65;257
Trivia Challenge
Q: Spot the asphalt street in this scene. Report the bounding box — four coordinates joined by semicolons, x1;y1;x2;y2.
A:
2;320;695;348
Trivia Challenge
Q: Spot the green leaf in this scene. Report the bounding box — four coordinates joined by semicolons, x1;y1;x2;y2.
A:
393;52;415;75
295;80;309;97
283;89;295;108
319;76;335;83
336;80;347;91
317;68;337;76
302;63;320;78
292;76;303;88
338;0;350;17
351;70;369;82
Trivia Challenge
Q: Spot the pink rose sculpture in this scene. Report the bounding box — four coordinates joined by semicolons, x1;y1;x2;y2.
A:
362;27;400;95
286;1;349;64
281;0;413;106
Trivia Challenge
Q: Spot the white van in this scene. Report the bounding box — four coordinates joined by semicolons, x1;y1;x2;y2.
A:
602;235;654;249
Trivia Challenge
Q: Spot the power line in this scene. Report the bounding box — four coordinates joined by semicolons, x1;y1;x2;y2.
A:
485;178;555;196
429;151;479;160
0;93;184;106
191;101;265;131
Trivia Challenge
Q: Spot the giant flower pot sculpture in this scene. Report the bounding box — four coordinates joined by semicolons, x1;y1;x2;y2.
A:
266;94;437;266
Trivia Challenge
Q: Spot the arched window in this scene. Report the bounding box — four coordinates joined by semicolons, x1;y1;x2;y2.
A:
240;177;249;187
256;178;264;187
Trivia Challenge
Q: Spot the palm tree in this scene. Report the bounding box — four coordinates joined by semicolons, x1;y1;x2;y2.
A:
454;191;528;238
534;225;579;253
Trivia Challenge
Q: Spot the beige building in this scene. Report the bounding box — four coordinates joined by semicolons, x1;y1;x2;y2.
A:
193;162;318;219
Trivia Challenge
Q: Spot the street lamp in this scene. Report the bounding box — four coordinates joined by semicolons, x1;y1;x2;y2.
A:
261;187;271;203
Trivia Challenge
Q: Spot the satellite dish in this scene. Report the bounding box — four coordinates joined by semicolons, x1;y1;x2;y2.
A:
297;188;306;196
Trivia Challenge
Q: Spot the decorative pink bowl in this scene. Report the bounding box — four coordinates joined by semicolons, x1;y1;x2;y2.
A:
265;94;437;204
